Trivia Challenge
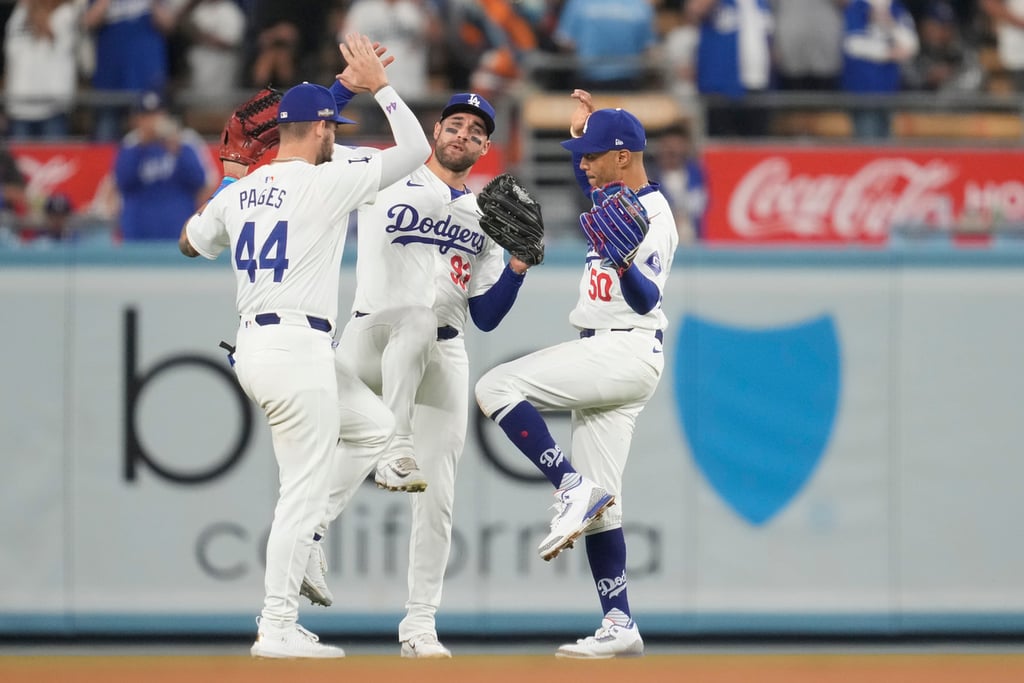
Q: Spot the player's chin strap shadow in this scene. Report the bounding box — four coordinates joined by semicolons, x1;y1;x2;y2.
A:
219;341;236;367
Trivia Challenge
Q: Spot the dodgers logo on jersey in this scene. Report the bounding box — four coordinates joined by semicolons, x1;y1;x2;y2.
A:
385;203;485;255
645;251;662;275
674;313;840;526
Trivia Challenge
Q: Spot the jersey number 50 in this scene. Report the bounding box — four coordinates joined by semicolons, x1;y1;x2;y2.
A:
588;268;613;302
235;220;290;283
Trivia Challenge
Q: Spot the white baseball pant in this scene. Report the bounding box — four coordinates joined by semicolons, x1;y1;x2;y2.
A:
233;319;340;628
329;313;469;641
341;306;438;460
474;328;664;531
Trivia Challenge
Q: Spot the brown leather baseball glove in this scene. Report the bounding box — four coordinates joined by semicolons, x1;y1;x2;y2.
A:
218;86;283;166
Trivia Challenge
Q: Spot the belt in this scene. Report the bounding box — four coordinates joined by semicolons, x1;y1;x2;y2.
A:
580;327;663;343
248;312;333;333
353;311;460;341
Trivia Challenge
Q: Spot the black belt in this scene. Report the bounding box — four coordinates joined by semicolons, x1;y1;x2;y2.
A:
354;311;459;341
254;312;332;333
580;327;663;343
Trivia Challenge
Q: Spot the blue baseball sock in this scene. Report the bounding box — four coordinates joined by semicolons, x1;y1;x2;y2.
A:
585;528;632;621
495;400;576;487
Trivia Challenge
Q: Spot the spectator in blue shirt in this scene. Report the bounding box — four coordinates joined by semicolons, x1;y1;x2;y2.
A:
83;0;176;141
648;121;708;242
554;0;657;90
842;0;919;138
687;0;775;136
113;91;206;241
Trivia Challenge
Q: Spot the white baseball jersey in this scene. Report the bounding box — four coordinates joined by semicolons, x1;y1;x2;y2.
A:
476;185;679;534
185;151;384;321
569;187;677;332
332;163;507;643
351;163;505;323
430;192;505;332
183;149;391;629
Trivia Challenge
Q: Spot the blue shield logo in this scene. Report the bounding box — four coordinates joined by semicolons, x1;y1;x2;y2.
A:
675;314;840;525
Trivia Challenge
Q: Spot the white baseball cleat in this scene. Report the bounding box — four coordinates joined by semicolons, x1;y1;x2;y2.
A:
374;456;428;492
555;617;644;659
537;475;614;561
250;618;345;659
300;538;333;607
400;632;452;658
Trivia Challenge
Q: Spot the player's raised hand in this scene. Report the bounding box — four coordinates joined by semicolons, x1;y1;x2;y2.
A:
337;33;391;94
569;89;595;138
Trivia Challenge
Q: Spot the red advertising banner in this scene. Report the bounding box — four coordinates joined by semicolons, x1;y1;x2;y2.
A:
9;140;506;219
703;146;1024;244
9;142;119;215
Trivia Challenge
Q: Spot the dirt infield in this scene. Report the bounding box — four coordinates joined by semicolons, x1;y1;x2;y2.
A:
3;653;1024;683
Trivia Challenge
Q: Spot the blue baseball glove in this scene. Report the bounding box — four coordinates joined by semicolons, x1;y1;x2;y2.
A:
578;182;649;271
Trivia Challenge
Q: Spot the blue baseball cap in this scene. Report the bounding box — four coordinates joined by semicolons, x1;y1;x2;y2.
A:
926;0;955;23
560;108;647;154
135;90;167;114
278;82;355;125
441;93;496;135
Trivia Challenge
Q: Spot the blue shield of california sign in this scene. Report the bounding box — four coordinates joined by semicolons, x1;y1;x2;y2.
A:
675;314;840;525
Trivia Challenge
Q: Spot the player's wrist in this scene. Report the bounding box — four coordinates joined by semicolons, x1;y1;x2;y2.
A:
508;257;529;275
221;159;249;179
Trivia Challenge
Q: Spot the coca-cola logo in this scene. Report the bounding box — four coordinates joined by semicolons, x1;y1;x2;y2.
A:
16;154;80;201
728;157;958;239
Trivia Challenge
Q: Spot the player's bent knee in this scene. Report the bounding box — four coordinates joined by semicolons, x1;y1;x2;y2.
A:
342;405;396;453
474;366;512;418
373;410;397;445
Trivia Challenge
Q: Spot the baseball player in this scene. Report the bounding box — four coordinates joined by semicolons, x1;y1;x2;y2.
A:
300;89;533;658
474;89;678;658
178;34;431;658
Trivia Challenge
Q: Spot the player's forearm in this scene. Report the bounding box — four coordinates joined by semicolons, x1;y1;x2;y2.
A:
178;219;200;257
468;264;526;331
618;264;660;314
375;86;431;188
329;80;356;113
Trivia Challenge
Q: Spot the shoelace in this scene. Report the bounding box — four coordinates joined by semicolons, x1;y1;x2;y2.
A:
294;623;320;643
548;496;570;528
577;623;615;645
391;457;419;474
314;544;328;574
413;633;442;647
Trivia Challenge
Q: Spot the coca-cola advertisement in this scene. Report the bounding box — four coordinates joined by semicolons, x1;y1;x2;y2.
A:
703;146;1024;244
8;143;118;216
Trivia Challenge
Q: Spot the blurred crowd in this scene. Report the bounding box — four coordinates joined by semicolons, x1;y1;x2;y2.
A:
0;0;1021;244
0;1;1016;141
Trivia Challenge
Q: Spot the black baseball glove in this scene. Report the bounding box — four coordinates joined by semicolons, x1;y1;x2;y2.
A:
477;173;545;266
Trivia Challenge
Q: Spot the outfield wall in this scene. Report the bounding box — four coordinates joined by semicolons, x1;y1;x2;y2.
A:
2;245;1023;636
